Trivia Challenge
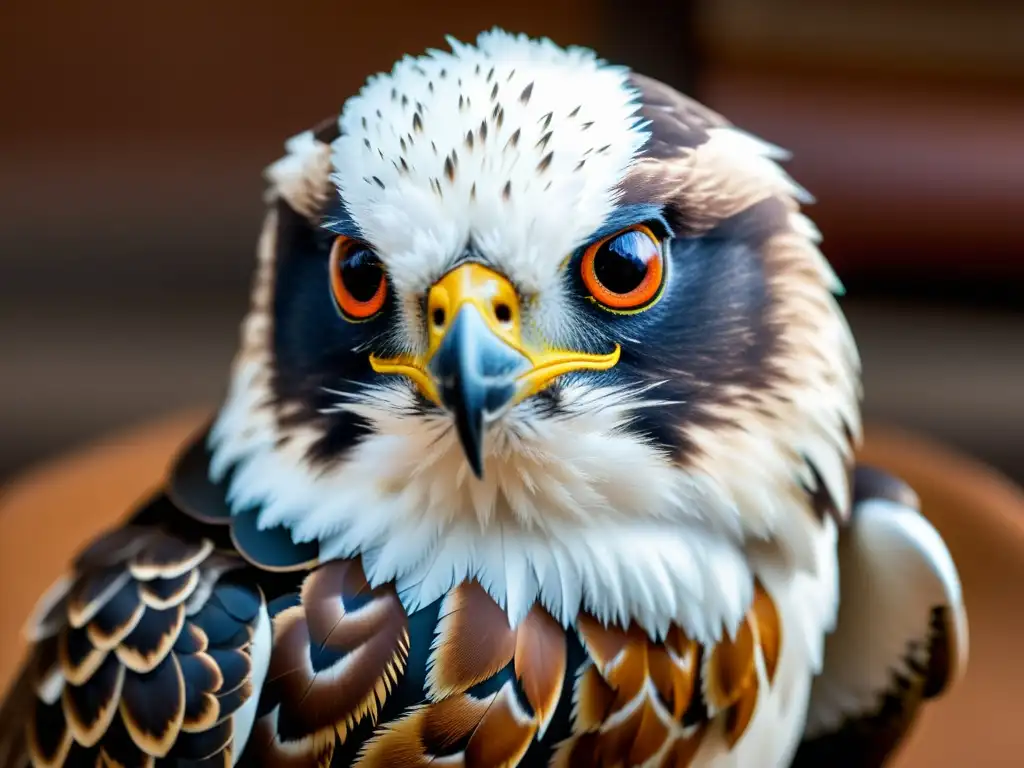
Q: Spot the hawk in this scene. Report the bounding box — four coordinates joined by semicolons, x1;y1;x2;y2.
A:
0;29;966;768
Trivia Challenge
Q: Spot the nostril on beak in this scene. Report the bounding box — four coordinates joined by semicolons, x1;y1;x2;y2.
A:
432;307;447;328
494;302;512;324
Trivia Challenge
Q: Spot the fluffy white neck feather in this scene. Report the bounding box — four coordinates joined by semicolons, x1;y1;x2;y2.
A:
210;370;832;647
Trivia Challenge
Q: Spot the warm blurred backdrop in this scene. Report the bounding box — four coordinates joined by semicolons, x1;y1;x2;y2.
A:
1;0;1022;482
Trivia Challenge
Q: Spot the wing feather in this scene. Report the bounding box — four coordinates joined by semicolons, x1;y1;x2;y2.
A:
0;507;269;768
794;465;968;766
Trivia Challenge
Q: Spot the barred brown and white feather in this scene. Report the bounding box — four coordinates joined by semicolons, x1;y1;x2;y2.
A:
244;558;409;767
552;583;782;767
235;563;788;768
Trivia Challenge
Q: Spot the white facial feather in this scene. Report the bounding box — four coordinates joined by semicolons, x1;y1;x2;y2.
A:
210;30;859;646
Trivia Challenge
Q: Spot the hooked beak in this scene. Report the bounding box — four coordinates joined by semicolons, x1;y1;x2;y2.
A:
370;263;619;477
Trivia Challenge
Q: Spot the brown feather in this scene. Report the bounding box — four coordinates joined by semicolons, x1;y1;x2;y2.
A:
299;559;369;646
601;700;649;766
355;696;490;767
268;561;409;748
628;699;673;766
426;581;516;700
703;616;756;713
276;616;404;738
512;605;566;735
548;730;599;768
358;589;569;766
603;629;654;710
572;663;616;731
575;614;630;672
251;709;336;768
463;683;537;767
264;605;307;685
648;646;686;721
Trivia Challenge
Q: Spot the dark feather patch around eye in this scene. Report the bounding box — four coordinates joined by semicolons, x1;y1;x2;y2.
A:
567;197;790;460
269;199;385;466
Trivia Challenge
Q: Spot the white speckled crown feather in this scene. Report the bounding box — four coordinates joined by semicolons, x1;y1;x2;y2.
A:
330;30;648;296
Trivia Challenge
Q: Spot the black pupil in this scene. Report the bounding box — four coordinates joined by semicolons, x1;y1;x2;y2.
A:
341;249;383;303
594;231;653;294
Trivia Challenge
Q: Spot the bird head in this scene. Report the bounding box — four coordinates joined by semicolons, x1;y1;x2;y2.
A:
204;30;861;635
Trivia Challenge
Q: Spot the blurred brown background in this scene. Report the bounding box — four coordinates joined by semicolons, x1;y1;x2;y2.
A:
1;0;1022;482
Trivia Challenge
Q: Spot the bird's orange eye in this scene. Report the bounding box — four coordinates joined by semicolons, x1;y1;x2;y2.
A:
580;224;664;312
329;236;388;320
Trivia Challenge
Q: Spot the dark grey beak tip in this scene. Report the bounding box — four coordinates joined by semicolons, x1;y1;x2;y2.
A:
452;404;486;480
468;453;485;480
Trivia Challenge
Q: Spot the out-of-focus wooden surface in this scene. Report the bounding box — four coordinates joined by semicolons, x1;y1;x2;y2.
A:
1;413;1023;765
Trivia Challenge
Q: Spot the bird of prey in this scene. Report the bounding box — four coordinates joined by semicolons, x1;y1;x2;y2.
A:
0;29;967;768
